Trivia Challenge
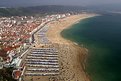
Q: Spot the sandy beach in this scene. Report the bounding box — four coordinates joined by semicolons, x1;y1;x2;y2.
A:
46;14;96;81
24;14;96;81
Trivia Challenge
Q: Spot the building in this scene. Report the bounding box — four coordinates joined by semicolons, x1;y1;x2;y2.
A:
0;62;3;69
12;70;21;80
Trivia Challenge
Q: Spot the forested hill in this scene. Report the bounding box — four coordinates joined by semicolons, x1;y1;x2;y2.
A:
0;5;86;16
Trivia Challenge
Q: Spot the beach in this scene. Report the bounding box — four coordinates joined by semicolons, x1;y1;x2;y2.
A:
46;14;96;81
24;14;96;81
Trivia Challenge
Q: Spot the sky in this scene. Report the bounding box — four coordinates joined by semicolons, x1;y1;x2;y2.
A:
0;0;121;7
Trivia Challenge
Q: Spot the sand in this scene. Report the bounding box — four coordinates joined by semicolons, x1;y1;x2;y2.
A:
24;14;96;81
46;14;96;81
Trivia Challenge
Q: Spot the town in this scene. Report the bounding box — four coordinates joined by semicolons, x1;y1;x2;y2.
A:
0;13;71;80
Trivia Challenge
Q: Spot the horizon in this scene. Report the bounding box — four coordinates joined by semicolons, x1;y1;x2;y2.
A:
0;0;121;8
0;4;121;12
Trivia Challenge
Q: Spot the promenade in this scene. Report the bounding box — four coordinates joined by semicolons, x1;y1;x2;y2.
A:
23;24;60;81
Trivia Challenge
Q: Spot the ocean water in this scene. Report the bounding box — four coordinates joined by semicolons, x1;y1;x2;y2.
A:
61;13;121;81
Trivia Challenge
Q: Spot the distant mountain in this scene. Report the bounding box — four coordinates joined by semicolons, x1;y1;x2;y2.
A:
0;5;86;16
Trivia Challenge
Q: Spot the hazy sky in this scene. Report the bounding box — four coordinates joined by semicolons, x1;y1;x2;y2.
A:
0;0;121;7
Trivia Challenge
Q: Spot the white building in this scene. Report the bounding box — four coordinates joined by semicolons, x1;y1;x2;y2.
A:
0;62;3;69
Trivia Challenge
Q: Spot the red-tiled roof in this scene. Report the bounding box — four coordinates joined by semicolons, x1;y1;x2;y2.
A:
0;49;7;57
23;35;30;39
13;70;21;79
3;45;20;51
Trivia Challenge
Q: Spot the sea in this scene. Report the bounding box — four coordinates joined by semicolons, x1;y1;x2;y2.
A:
61;13;121;81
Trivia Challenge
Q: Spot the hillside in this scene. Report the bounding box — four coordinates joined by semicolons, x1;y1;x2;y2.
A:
0;5;86;16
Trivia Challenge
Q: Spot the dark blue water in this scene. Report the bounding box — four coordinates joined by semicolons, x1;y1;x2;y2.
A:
61;14;121;81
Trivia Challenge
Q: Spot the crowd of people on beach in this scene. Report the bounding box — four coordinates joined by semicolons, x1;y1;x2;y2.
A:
25;48;59;76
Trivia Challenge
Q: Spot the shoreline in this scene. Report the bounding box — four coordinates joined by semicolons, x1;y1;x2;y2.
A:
46;14;97;81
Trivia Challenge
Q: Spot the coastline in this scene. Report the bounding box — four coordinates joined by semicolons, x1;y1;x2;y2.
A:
46;14;97;81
